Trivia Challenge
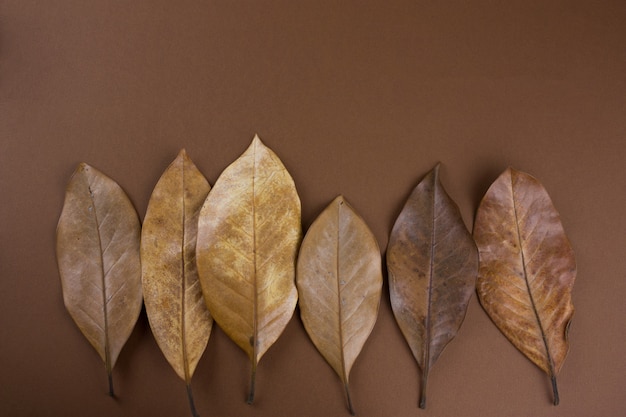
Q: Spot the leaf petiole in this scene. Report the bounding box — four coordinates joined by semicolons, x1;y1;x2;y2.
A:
107;369;115;398
247;364;257;404
551;376;560;406
186;383;200;417
344;382;355;415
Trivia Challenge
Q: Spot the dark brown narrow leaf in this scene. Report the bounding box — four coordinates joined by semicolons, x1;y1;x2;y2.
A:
196;135;301;404
296;196;382;415
56;163;142;396
386;165;478;409
474;167;576;405
141;150;213;417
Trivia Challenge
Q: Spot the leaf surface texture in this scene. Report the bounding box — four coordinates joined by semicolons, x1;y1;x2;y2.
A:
296;196;382;415
386;165;478;408
141;150;213;415
56;163;142;395
196;135;301;402
474;167;575;405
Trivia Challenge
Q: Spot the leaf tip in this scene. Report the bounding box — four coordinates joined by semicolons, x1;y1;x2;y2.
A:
73;162;93;178
176;148;194;166
504;166;518;178
431;162;443;184
247;134;267;155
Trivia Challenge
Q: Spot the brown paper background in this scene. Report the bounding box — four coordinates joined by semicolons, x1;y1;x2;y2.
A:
2;1;625;416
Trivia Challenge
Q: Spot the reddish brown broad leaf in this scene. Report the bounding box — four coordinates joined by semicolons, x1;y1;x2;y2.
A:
296;196;382;415
387;165;478;409
141;150;213;417
474;167;576;405
56;163;142;396
196;135;301;404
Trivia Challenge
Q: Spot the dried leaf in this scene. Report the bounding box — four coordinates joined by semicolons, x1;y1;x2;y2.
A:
56;163;142;396
386;165;478;409
474;167;575;405
196;135;301;403
296;196;382;415
141;150;213;417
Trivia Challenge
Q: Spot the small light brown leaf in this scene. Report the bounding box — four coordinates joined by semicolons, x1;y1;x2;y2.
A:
56;163;142;396
196;135;301;403
387;165;478;409
296;196;382;415
141;150;213;417
474;167;576;405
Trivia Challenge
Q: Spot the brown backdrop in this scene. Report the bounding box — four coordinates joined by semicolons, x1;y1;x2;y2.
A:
2;1;625;416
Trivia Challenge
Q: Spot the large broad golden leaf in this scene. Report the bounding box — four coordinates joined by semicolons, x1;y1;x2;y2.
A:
474;167;576;405
196;135;301;403
296;196;382;415
386;165;478;409
56;163;142;396
141;150;213;417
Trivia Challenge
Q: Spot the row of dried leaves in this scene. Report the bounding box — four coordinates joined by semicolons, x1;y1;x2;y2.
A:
56;136;575;415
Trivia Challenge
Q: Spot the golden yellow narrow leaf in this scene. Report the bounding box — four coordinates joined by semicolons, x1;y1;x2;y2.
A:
474;168;576;405
141;150;213;417
196;135;301;404
386;165;478;409
56;163;142;397
296;196;382;416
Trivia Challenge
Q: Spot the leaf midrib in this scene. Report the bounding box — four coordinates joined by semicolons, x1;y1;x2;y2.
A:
423;171;436;378
180;160;191;384
87;181;111;375
252;141;259;365
335;200;349;384
510;173;556;378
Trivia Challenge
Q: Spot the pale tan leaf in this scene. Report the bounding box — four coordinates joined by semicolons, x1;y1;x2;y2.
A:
196;135;301;403
387;165;478;409
474;167;576;405
296;196;382;415
141;150;213;417
56;163;142;396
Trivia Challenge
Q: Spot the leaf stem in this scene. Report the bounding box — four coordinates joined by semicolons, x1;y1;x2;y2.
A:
186;383;200;417
344;382;356;415
247;363;257;404
551;375;560;406
107;369;115;397
419;370;428;409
